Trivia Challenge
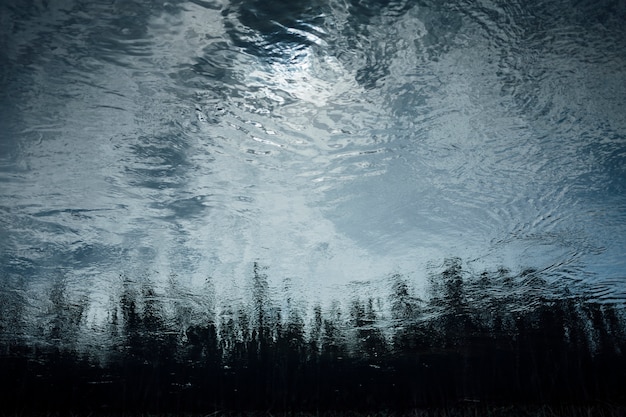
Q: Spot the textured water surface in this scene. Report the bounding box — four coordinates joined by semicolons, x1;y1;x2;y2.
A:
1;0;626;385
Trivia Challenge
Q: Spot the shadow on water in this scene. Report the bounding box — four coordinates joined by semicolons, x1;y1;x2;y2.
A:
1;258;625;414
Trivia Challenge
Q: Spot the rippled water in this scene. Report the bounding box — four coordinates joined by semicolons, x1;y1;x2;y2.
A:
1;0;626;348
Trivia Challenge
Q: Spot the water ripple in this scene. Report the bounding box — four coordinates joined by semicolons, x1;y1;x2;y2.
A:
1;0;625;350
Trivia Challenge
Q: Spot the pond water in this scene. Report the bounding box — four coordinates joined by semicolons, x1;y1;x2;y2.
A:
1;0;626;410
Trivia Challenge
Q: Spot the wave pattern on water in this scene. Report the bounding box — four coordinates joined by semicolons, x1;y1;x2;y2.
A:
1;0;626;380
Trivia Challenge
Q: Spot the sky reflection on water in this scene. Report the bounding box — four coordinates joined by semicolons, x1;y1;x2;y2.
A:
1;0;626;340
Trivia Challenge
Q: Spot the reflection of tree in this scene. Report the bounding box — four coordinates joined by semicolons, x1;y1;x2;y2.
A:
321;300;348;361
2;258;626;413
0;273;28;348
251;261;270;351
46;273;87;351
389;273;426;353
350;297;388;360
434;258;474;348
119;276;141;355
308;303;323;357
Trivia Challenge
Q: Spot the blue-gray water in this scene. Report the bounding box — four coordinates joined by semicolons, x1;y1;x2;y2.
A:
1;0;626;353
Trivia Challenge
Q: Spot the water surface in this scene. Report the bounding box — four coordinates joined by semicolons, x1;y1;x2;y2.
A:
1;0;626;353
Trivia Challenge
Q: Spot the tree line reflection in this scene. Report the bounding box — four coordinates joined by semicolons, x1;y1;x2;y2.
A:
1;259;625;413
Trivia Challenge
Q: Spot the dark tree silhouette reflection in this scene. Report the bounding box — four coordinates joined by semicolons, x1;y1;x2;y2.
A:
1;259;625;413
